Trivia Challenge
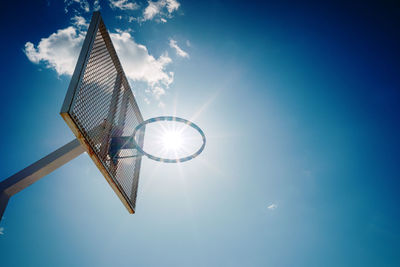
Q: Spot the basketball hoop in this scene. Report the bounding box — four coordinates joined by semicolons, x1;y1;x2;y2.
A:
112;116;206;163
0;12;207;221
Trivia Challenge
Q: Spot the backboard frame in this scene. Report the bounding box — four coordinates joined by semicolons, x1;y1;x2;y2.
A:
60;12;144;213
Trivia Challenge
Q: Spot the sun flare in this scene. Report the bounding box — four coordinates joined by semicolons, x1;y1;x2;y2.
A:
162;130;183;151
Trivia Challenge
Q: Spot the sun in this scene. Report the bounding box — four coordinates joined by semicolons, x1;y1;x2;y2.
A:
161;130;183;151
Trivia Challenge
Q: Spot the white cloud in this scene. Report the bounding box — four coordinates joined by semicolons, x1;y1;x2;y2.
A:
151;86;166;100
165;0;180;13
267;204;277;210
144;79;169;105
71;15;89;28
143;1;161;20
109;0;139;10
24;19;173;105
0;227;4;235
25;26;173;86
111;31;173;86
128;16;138;22
93;0;101;11
24;26;85;76
143;0;180;21
64;0;90;13
160;18;167;23
169;39;189;58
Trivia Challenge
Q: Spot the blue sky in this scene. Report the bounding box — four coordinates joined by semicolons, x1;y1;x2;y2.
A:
0;0;400;266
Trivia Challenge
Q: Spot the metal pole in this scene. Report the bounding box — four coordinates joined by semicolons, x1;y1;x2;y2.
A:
0;139;84;221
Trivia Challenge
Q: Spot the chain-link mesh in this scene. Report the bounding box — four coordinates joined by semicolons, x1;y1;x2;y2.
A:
63;18;144;210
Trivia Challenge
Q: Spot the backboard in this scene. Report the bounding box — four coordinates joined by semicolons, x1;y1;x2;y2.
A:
60;12;144;213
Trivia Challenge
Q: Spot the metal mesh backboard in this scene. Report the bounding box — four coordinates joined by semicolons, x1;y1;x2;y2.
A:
60;12;144;213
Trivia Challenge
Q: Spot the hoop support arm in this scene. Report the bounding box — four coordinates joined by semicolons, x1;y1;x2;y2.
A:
0;139;84;221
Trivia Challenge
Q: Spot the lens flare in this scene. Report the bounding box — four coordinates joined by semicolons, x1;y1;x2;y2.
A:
162;130;183;151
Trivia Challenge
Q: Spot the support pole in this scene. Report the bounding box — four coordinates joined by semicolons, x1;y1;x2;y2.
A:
0;139;84;221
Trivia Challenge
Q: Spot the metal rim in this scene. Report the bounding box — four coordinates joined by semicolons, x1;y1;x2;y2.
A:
132;116;206;163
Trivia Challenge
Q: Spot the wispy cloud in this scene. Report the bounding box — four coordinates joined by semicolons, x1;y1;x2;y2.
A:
64;0;101;13
64;0;90;13
93;0;101;11
145;85;167;105
128;16;138;22
267;204;277;210
143;1;161;20
109;0;139;10
143;0;180;21
152;86;166;100
111;31;173;87
169;39;189;58
165;0;180;13
71;15;89;28
0;227;4;235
